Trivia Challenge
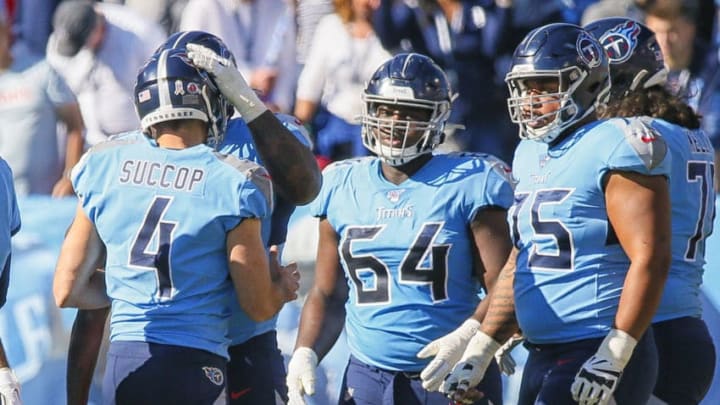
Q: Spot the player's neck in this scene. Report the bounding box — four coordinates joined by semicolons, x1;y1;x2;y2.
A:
380;154;432;185
154;128;207;149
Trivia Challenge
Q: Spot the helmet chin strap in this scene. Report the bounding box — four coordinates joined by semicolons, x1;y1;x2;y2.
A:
201;86;221;148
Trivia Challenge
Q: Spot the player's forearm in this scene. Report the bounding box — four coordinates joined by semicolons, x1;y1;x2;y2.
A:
64;129;85;176
480;258;519;343
615;256;670;339
67;307;109;405
61;271;110;309
296;287;345;362
248;111;321;204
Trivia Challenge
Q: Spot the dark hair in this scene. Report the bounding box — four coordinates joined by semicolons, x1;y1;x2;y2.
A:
599;86;701;128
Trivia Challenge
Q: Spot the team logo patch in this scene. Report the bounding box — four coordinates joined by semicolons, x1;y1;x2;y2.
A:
202;366;224;386
386;189;405;203
538;153;550;168
576;32;603;68
174;80;185;96
169;51;194;68
599;21;641;64
186;82;200;94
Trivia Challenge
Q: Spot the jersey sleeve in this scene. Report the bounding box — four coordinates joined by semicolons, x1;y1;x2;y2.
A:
458;154;515;223
480;156;515;211
603;117;672;178
0;160;20;236
237;165;274;220
307;160;346;218
70;148;100;221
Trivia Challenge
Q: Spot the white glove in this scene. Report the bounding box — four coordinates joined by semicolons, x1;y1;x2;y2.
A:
440;330;501;396
286;347;318;405
417;319;480;392
0;368;21;405
570;329;637;405
495;334;524;376
186;43;268;123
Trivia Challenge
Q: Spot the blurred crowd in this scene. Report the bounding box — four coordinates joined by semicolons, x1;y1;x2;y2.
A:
1;0;719;193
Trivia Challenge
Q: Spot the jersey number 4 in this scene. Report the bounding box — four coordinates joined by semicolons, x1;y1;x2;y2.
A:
129;196;176;299
340;223;449;305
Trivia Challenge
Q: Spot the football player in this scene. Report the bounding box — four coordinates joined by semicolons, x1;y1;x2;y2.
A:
586;17;716;404
286;52;514;405
62;31;321;405
441;23;672;405
53;46;300;403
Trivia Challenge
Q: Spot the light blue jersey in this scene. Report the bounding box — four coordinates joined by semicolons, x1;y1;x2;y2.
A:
105;118;311;346
309;153;514;371
71;132;273;358
0;157;20;305
649;118;716;322
511;118;671;344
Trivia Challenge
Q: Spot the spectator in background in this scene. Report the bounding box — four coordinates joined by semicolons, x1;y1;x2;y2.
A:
179;0;298;114
46;0;165;146
372;0;517;163
0;3;84;196
10;0;62;56
294;0;334;66
294;0;391;163
581;0;639;25
637;0;720;190
102;0;190;35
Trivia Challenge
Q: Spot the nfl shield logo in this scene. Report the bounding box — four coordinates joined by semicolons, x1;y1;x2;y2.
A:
386;189;405;203
539;154;550;168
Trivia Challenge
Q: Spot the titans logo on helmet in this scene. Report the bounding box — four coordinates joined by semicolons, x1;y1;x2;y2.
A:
599;21;641;64
576;32;603;68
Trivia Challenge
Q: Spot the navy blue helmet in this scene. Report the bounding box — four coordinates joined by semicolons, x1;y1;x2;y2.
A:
505;23;610;143
584;17;667;101
153;30;236;119
134;48;230;146
361;53;452;165
155;31;237;66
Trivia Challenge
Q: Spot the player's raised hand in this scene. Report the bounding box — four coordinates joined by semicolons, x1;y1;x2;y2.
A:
269;245;300;303
417;318;480;391
286;347;318;405
0;368;21;405
571;329;637;405
186;43;267;122
440;331;501;400
495;333;524;376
